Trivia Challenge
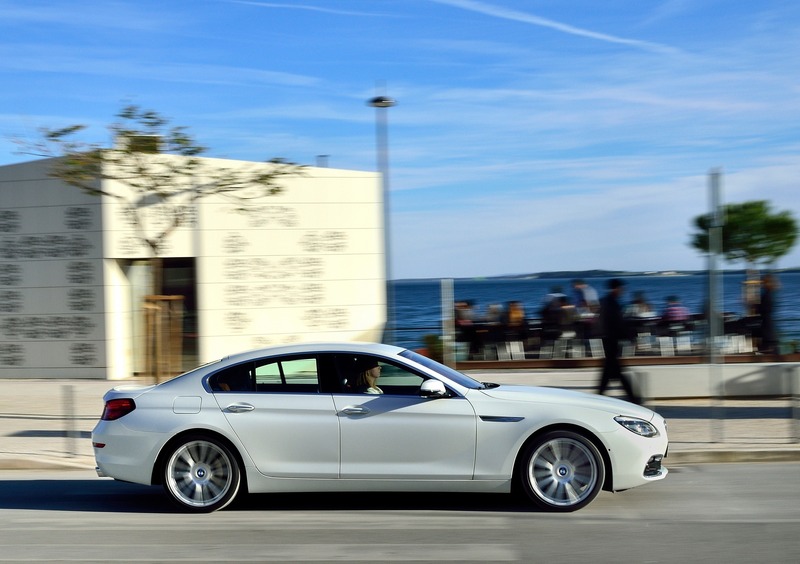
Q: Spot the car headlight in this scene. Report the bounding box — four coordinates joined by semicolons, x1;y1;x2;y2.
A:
614;416;660;437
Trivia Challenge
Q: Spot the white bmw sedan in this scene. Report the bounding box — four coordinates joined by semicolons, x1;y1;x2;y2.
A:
92;342;668;513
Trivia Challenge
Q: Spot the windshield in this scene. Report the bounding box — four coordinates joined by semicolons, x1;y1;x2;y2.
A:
399;349;485;389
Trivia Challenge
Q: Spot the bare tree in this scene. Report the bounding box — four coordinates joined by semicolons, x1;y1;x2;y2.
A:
19;104;303;291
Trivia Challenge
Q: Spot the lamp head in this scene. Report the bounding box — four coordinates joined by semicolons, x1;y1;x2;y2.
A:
368;96;396;108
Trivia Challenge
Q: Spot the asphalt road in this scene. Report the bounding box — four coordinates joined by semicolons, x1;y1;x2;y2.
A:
1;463;798;563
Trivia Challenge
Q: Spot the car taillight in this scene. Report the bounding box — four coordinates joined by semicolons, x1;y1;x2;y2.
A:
101;398;136;421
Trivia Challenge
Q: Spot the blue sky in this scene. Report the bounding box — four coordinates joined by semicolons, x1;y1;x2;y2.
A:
2;0;799;279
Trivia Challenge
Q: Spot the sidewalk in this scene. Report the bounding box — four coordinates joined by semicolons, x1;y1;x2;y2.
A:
1;371;798;471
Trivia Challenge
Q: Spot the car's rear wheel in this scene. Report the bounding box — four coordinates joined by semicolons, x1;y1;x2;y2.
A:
518;430;605;512
163;435;241;512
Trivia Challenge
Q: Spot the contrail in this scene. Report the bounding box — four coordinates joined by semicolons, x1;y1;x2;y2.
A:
223;1;388;18
430;0;678;54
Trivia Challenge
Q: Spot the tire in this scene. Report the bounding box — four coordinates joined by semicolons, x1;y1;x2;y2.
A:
518;430;605;512
163;435;242;513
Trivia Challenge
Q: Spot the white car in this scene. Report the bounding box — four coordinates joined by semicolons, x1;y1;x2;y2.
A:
92;342;668;513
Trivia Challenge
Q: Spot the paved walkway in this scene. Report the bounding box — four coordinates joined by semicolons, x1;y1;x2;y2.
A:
1;370;798;470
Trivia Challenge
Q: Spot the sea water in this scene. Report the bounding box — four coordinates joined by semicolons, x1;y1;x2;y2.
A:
392;272;800;350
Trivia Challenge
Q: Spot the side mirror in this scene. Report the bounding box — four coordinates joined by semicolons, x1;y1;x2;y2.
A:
420;379;447;398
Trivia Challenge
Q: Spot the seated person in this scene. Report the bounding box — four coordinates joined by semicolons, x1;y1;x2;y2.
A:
626;291;654;318
661;295;691;335
352;357;383;394
504;300;527;341
663;295;690;322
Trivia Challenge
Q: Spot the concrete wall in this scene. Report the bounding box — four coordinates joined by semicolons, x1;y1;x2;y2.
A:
193;166;385;361
633;363;800;399
0;159;107;378
102;258;134;380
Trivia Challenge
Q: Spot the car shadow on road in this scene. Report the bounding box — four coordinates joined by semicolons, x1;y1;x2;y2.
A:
0;478;172;513
234;491;536;513
0;478;538;514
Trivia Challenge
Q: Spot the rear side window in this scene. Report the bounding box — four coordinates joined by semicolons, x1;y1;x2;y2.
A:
210;356;320;393
254;357;319;393
209;363;255;392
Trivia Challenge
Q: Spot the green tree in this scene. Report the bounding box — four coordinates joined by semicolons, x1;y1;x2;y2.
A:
690;200;798;268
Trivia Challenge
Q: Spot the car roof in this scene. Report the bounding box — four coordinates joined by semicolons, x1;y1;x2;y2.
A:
217;341;407;365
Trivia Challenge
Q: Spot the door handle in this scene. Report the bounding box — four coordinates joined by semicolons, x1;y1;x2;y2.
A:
226;403;255;413
341;406;370;416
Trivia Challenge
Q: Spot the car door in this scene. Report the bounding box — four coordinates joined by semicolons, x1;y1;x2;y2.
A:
333;355;477;480
211;355;339;478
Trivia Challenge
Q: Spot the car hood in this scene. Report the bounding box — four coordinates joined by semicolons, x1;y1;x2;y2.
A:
477;384;658;420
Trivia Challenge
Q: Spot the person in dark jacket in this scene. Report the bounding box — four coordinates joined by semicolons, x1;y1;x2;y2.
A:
758;273;779;354
597;278;639;403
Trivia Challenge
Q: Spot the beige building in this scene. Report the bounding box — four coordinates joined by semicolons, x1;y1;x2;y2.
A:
0;156;385;379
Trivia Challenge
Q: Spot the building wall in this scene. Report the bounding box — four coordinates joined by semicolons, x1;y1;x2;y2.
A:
102;257;134;380
194;166;386;361
0;159;107;378
0;156;385;379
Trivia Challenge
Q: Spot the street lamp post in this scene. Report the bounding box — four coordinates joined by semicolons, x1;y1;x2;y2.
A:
368;94;396;344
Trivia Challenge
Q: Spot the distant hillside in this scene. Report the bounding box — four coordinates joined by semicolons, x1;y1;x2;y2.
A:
492;269;647;280
396;267;800;283
484;267;800;280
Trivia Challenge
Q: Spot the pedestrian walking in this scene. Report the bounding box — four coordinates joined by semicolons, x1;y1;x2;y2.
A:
597;278;639;403
758;273;779;354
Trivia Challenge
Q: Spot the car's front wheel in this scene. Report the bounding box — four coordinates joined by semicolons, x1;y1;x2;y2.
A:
518;430;605;512
163;435;242;512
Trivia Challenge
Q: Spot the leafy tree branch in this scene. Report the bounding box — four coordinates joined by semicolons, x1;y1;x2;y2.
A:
16;105;305;262
690;200;798;268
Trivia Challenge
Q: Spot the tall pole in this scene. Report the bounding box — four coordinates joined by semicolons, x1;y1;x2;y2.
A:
442;278;455;367
368;94;396;344
708;169;724;363
708;168;724;442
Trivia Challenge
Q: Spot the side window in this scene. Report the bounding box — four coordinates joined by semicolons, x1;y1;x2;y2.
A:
338;354;426;396
254;357;320;393
378;362;425;395
210;363;255;392
255;361;283;385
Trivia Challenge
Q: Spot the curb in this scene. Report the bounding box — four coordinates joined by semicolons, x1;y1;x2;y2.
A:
3;450;800;472
666;449;800;465
0;456;95;471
